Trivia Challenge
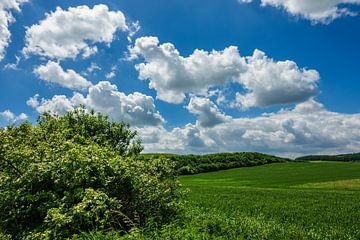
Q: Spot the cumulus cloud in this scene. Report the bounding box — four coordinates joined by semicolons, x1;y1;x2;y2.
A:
239;0;360;23
34;61;92;90
26;94;39;108
129;36;246;103
130;36;319;108
0;109;28;122
0;0;28;61
187;97;231;127
27;95;75;116
138;99;360;157
27;81;164;127
23;4;129;60
232;49;319;110
137;124;212;154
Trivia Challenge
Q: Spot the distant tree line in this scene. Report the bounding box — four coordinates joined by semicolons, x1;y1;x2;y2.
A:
296;153;360;162
140;152;289;175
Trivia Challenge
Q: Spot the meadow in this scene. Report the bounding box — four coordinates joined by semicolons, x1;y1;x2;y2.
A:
78;161;360;239
176;161;360;239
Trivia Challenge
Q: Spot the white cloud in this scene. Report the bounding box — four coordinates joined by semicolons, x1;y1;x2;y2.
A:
27;81;164;127
137;124;212;153
86;62;101;74
129;36;246;103
130;36;319;108
27;95;75;116
139;99;360;157
34;61;92;90
16;112;28;120
232;49;319;110
0;109;15;120
105;66;117;79
23;4;129;60
105;71;116;79
0;0;28;61
0;109;28;122
187;97;231;127
239;0;360;23
26;94;39;108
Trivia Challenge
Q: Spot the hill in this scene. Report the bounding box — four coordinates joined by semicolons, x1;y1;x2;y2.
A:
296;152;360;162
176;161;360;239
140;152;288;175
79;161;360;239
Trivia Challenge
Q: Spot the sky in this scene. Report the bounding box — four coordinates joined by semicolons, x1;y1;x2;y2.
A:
0;0;360;157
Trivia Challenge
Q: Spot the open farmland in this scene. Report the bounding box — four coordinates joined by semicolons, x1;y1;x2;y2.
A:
176;162;360;239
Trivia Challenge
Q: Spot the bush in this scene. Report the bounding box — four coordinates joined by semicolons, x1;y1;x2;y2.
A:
0;108;182;239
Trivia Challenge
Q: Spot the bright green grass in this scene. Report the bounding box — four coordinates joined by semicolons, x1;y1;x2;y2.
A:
78;162;360;239
180;161;360;188
176;162;360;239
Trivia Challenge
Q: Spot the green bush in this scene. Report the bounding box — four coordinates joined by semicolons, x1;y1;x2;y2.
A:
0;108;182;239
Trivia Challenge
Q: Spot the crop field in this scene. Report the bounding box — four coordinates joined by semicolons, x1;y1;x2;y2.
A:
176;162;360;239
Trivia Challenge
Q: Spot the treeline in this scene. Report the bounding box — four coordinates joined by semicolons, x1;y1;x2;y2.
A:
140;152;288;175
296;153;360;162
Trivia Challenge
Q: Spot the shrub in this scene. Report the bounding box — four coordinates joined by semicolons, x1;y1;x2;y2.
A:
0;108;182;239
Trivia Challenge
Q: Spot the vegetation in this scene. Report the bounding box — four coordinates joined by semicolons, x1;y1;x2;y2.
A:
79;161;360;239
1;109;359;239
140;152;288;175
296;152;360;162
0;109;182;239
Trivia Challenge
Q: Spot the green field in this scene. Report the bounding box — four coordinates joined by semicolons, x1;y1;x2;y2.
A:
33;161;360;239
175;162;360;240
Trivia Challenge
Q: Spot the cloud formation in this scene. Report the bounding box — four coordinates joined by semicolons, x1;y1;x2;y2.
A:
239;0;360;23
187;97;231;127
34;61;92;90
23;4;129;60
130;36;319;108
232;49;319;110
130;36;245;103
27;81;164;127
139;99;360;157
0;0;28;61
0;109;27;122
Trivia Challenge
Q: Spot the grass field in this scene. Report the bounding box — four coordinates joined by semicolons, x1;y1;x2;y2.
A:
69;161;360;239
175;161;360;239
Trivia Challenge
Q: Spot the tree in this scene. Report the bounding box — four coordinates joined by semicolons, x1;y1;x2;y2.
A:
0;108;182;239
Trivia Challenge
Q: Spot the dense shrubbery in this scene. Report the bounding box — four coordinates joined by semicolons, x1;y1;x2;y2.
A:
296;153;360;162
0;109;182;239
140;152;288;175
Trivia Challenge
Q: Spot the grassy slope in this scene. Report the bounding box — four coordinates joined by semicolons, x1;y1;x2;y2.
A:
79;162;360;239
177;162;360;239
180;161;360;188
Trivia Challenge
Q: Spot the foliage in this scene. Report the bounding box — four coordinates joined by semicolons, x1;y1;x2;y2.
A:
0;108;182;239
140;152;288;175
296;152;360;162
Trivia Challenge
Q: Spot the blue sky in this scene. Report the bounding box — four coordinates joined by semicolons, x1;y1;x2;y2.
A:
1;0;360;156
